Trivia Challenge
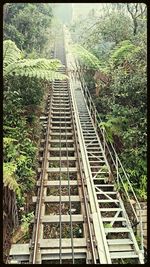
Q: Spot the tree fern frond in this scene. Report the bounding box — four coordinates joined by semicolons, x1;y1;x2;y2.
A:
3;40;68;81
3;40;23;67
71;44;102;70
6;58;63;72
7;66;68;81
4;59;64;75
110;40;141;64
3;162;20;196
3;137;17;147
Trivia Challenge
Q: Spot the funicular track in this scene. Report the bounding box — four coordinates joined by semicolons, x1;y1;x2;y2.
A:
9;26;145;264
9;29;98;264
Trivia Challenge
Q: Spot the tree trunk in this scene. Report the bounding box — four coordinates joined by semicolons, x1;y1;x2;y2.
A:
133;18;138;35
3;4;8;23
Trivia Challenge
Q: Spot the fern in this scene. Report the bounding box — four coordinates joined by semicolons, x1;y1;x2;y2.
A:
111;40;141;64
3;137;17;148
3;40;68;81
7;68;67;81
136;175;147;200
3;40;23;67
3;162;20;196
100;117;126;142
71;44;102;70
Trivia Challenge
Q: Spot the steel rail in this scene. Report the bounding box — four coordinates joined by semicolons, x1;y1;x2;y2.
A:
30;27;118;265
30;83;53;264
58;83;62;264
30;37;57;264
68;25;143;262
64;92;75;263
59;34;75;262
55;34;75;263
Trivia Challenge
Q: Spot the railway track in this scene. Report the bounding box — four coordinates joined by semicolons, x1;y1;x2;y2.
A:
9;26;145;264
9;29;98;264
29;32;98;264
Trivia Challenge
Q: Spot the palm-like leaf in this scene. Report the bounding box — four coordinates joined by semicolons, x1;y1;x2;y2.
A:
5;61;67;80
3;40;23;67
3;162;20;196
3;40;68;80
71;44;101;70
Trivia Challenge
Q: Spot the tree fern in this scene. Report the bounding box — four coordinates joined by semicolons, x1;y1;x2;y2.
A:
3;162;20;197
3;40;68;80
71;43;102;70
110;40;141;65
3;40;23;67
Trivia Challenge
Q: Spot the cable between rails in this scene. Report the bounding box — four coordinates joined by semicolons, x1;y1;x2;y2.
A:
58;81;62;264
65;80;75;263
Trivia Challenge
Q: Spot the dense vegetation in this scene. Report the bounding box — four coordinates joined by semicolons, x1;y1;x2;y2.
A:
70;3;147;200
3;3;66;211
4;3;53;55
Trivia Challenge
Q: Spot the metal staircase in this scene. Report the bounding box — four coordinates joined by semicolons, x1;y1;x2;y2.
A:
74;88;144;263
64;25;144;264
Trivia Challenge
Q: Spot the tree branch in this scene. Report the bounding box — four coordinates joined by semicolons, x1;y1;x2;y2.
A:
134;3;138;17
126;3;134;20
135;3;146;19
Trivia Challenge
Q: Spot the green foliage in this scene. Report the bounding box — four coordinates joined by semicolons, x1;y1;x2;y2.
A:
96;11;132;44
135;175;147;201
4;23;25;48
3;162;20;196
99;117;127;142
104;223;112;228
21;212;34;230
4;3;53;54
3;129;36;194
3;40;23;67
3;36;61;203
3;137;18;161
3;4;69;245
15;155;36;189
110;40;141;65
71;44;101;70
3;86;37;197
70;4;147;201
3;40;68;81
70;4;133;58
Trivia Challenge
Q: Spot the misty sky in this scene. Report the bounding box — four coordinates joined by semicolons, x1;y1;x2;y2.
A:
52;3;104;22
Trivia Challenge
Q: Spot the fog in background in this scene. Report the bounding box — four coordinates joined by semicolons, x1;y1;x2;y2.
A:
52;3;106;24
